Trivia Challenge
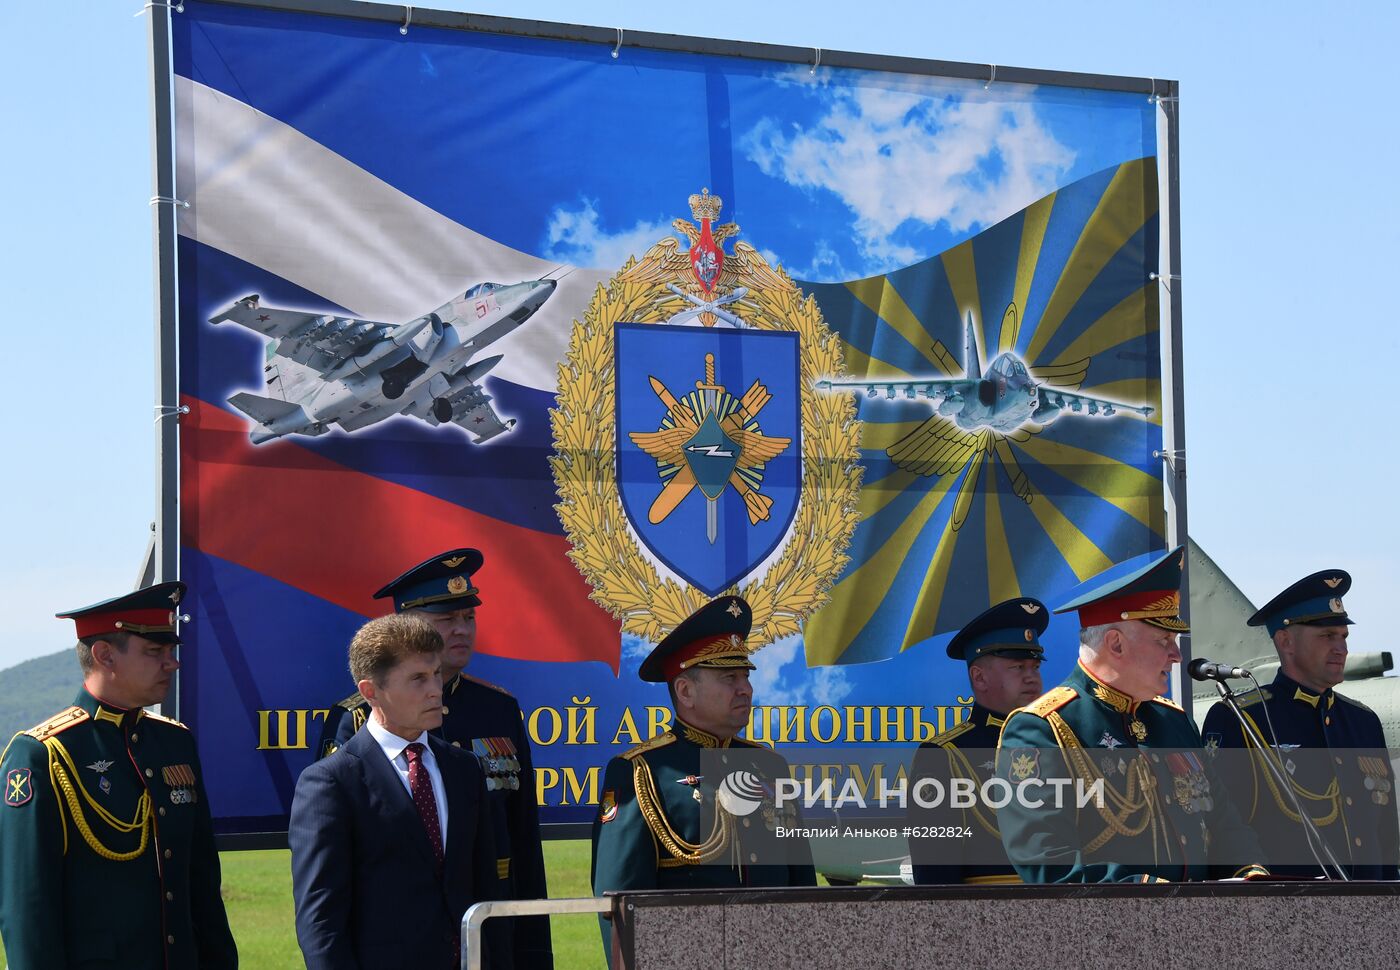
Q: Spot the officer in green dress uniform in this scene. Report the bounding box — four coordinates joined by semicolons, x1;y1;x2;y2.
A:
908;597;1047;885
590;596;816;962
314;548;552;970
995;547;1268;883
1201;570;1399;879
0;582;237;969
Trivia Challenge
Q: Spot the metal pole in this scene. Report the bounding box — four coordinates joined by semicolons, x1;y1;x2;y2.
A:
1158;84;1191;718
461;897;611;970
147;1;181;718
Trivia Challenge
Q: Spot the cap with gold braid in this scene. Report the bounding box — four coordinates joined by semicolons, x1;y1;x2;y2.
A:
1054;546;1189;632
1248;569;1353;637
55;581;186;644
638;596;756;683
373;547;484;613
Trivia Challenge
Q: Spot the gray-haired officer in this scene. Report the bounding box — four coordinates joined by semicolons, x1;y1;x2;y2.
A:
1201;570;1399;878
0;583;237;968
908;597;1047;884
315;548;551;969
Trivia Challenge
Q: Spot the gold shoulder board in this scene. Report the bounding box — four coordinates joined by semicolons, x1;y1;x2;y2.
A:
1020;686;1078;718
932;720;977;747
1237;688;1271;709
335;691;366;710
24;706;89;741
142;711;189;730
461;674;515;697
1149;695;1184;712
622;731;677;761
731;736;772;749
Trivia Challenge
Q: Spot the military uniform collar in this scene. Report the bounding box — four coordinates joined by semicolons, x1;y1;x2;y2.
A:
1271;670;1335;710
75;687;145;729
1076;662;1140;715
676;717;731;748
972;703;1007;730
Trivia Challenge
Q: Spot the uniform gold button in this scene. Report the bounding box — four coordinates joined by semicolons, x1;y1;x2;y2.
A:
443;706;450;715
742;818;751;828
159;807;167;817
1151;754;1161;763
1347;797;1355;806
130;733;139;742
167;935;174;945
749;853;758;863
145;768;153;778
164;849;172;859
166;892;173;901
1336;757;1344;765
452;741;462;747
1179;835;1188;846
1325;718;1331;726
1355;838;1363;847
721;755;729;765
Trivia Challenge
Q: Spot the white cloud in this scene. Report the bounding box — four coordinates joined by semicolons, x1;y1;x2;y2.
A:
743;79;1075;271
543;198;679;271
750;635;855;711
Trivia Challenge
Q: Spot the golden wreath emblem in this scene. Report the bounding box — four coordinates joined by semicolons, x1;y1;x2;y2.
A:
549;189;862;647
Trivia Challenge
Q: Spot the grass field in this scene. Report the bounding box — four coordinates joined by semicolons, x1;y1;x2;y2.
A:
0;840;606;969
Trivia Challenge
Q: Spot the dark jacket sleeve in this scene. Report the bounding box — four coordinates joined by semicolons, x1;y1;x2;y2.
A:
907;743;963;885
509;703;553;970
188;744;238;969
0;735;67;969
289;758;361;970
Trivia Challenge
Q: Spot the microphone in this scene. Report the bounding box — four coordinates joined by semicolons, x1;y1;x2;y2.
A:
1187;658;1250;682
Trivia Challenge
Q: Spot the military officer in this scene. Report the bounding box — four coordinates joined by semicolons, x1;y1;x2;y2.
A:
315;548;551;970
1201;570;1399;879
0;582;238;969
995;547;1267;883
591;596;815;962
908;597;1047;885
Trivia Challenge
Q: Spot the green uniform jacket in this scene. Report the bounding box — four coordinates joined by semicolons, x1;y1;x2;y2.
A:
590;720;815;962
0;689;237;969
995;663;1266;884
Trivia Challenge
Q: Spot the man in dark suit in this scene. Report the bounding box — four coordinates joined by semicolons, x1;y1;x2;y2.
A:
315;548;551;969
290;613;501;970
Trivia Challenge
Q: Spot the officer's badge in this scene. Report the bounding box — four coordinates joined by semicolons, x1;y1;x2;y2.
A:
320;739;339;758
1324;577;1343;589
1329;597;1344;614
1129;718;1148;742
5;768;32;807
551;188;861;644
600;790;617;823
1009;749;1039;781
442;556;468;568
87;759;114;795
1203;733;1221;758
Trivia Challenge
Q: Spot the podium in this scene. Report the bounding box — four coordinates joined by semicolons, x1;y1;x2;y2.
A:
606;882;1400;969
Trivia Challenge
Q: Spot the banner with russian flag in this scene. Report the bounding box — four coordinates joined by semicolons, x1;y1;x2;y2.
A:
169;0;1167;833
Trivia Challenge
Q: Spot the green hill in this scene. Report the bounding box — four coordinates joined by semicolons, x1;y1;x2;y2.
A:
0;649;80;743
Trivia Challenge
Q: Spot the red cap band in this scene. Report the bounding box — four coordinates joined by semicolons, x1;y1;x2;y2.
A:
73;608;175;640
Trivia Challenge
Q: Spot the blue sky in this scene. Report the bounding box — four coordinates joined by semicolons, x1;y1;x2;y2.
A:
3;0;1397;670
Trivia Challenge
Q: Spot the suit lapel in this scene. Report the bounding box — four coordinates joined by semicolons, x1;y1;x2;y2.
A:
346;728;441;873
434;738;475;875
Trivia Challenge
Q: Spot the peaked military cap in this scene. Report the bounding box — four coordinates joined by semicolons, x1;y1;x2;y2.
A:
1248;569;1353;636
374;548;484;613
638;596;756;683
1055;545;1189;632
56;581;186;644
947;597;1049;665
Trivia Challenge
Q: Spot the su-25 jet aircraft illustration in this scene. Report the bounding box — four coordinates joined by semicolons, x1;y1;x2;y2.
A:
211;278;556;444
817;311;1152;433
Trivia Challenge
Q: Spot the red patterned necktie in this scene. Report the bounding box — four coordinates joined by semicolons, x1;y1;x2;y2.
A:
404;742;444;870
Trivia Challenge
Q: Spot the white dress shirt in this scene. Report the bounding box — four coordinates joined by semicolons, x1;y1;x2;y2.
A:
365;717;449;846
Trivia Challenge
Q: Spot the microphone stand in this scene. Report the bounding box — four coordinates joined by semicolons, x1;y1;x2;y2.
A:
1212;678;1349;881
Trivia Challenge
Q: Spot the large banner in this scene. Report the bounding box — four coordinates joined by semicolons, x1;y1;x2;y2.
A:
168;0;1168;834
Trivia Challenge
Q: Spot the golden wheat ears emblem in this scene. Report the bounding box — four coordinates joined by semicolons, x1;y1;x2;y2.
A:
549;190;863;649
